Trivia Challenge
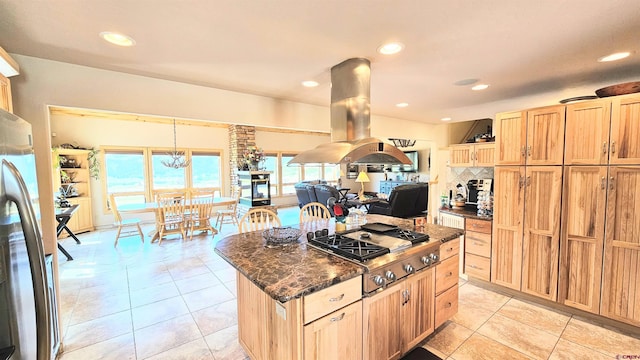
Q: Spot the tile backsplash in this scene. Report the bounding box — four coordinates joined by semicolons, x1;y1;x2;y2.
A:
446;167;494;195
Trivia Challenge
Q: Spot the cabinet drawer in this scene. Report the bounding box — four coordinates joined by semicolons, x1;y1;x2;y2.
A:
435;255;459;295
435;284;458;328
465;231;491;258
439;238;460;261
465;253;491;281
303;276;361;324
466;218;492;234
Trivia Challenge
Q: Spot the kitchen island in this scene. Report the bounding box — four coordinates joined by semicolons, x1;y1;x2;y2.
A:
214;214;463;360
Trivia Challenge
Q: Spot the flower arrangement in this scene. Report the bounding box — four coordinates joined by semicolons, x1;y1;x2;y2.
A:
241;146;265;170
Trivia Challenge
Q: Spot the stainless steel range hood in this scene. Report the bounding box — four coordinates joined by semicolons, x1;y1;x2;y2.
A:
288;58;412;165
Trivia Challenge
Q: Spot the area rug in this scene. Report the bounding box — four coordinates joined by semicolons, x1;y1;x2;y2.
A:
400;347;442;360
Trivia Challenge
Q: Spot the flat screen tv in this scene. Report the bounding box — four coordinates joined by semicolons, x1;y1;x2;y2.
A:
392;151;418;172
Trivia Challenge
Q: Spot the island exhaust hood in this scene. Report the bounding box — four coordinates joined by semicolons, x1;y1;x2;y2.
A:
288;58;412;165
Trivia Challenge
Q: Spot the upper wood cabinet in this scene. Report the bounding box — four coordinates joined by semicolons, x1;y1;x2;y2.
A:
610;95;640;165
495;111;526;165
565;100;611;165
558;166;607;314
601;166;640;326
0;74;12;113
449;143;495;167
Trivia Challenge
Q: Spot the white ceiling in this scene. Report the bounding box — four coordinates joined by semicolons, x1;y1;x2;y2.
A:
1;0;639;124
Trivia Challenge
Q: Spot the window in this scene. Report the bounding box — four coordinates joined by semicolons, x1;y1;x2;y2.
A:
151;150;186;190
281;154;301;195
302;164;322;181
323;163;340;183
105;150;146;194
263;154;279;196
191;151;222;189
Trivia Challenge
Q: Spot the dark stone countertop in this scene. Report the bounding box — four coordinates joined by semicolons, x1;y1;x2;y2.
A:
439;207;493;221
214;214;464;303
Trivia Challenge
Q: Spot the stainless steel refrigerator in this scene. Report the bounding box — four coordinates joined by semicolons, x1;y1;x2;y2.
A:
0;108;54;360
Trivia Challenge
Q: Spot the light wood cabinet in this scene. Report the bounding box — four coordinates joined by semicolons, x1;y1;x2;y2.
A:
601;166;640;326
565;100;611;165
558;166;607;314
0;74;12;113
303;276;361;324
303;301;362;360
495;111;527;165
521;166;563;301
363;268;435;360
610;95;640;165
449;143;495;167
52;148;94;234
465;218;492;281
435;283;458;328
491;166;524;290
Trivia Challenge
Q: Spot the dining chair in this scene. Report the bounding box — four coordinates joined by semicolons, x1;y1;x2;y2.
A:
238;208;281;234
299;202;331;223
155;191;188;244
109;193;145;247
186;189;216;240
215;188;241;231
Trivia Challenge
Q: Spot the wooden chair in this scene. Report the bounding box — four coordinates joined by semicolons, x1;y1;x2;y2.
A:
215;189;241;231
155;191;188;244
186;189;216;240
239;208;281;234
299;202;331;223
109;193;144;247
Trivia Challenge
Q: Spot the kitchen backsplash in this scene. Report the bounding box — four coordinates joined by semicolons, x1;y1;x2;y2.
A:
446;167;494;194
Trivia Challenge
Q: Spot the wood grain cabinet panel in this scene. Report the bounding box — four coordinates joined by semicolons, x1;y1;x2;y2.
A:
565;100;611;165
450;145;473;167
303;301;362;360
450;144;495;167
0;74;12;113
435;255;459;295
495;111;527;165
610;95;640;165
465;253;491;282
435;284;458;328
521;166;563;301
466;231;491;258
526;105;566;165
601;166;640;326
303;276;361;324
559;166;607;314
440;238;459;261
403;268;436;352
491;166;524;290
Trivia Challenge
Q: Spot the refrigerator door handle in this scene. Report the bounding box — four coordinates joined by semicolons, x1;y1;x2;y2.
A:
1;160;51;360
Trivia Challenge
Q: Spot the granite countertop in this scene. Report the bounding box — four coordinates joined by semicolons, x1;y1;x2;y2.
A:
214;214;464;303
439;207;493;221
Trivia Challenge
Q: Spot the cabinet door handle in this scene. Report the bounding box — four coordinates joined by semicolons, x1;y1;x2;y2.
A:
519;176;524;189
330;312;345;322
527;145;532;157
521;146;526;157
447;271;453;277
603;142;608;154
611;141;616;154
525;176;531;186
601;177;606;190
609;176;615;190
329;294;345;302
444;302;453;309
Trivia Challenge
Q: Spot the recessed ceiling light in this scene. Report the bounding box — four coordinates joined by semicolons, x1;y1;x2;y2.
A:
377;42;404;55
99;31;136;47
441;117;452;121
454;79;479;86
302;80;319;87
598;52;631;62
396;102;409;108
471;84;489;91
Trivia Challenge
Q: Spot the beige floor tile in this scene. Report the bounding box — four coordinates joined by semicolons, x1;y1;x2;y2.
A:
549;338;614;360
127;269;174;291
192;299;238;336
175;272;222;295
424;321;473;356
134;314;203;359
450;333;533;360
205;257;235;272
63;310;133;352
476;313;558;360
214;267;237;283
223;280;238;296
69;292;131;325
457;283;511;313
132;296;190;329
203;325;248;360
145;338;214;360
421;345;448;359
77;281;129;303
182;283;235;312
57;333;136;360
561;317;640;357
129;281;180;308
497;298;570;336
451;299;496;331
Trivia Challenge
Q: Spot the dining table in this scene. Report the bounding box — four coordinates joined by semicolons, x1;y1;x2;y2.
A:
118;196;237;242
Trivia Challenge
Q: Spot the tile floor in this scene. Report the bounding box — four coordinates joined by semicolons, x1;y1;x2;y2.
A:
55;207;640;360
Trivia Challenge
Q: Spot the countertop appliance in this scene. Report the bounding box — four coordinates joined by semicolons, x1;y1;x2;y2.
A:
465;178;493;211
0;108;54;360
307;223;440;295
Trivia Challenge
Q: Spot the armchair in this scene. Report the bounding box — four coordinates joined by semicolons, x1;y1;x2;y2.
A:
314;184;342;216
367;183;429;218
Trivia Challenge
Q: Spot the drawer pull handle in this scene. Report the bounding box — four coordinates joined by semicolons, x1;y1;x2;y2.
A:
473;242;482;246
330;313;345;322
445;302;452;309
468;265;478;269
329;294;345;302
603;142;608;154
447;271;453;277
446;247;453;252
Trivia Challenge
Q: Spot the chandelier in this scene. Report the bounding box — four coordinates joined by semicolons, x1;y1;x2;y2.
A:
162;119;191;169
388;138;416;148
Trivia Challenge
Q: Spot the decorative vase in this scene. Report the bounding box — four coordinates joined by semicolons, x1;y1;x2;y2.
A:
249;161;259;170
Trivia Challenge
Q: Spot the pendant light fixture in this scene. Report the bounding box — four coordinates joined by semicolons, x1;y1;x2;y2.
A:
162;119;191;169
388;138;416;148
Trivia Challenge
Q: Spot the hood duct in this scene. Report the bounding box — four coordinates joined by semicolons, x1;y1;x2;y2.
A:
288;58;412;165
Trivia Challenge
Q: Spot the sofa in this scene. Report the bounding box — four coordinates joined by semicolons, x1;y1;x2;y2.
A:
367;183;429;218
294;182;344;216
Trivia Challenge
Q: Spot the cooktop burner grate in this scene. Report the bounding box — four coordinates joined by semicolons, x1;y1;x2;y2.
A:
384;228;430;243
308;234;390;262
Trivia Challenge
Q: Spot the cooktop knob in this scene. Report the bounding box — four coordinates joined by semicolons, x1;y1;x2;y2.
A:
404;264;415;274
430;253;439;262
372;275;385;287
421;256;432;266
385;271;396;281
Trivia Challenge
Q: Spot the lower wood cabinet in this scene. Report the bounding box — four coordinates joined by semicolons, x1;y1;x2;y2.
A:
66;197;94;234
363;268;435;360
465;218;492;281
304;301;362;360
